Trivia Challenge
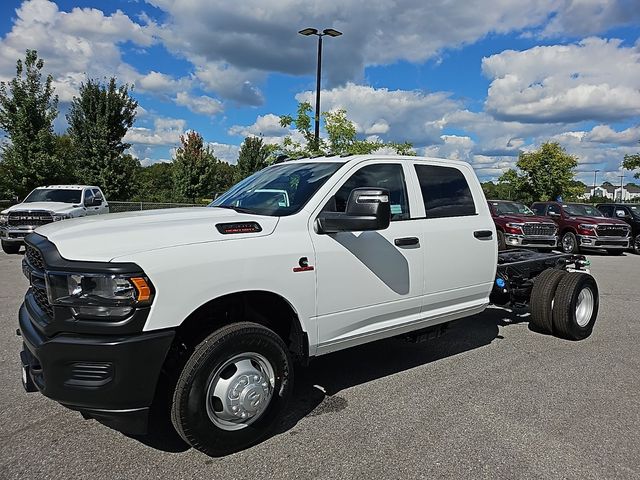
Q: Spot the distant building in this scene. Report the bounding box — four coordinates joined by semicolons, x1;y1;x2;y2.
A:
580;183;640;201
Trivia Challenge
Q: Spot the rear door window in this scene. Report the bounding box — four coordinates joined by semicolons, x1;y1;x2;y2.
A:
414;164;476;218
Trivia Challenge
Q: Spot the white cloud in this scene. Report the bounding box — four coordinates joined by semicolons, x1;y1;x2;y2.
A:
174;91;224;115
295;83;460;145
195;62;264;106
137;71;188;94
228;114;288;138
209;142;240;164
482;37;640;123
124;117;186;146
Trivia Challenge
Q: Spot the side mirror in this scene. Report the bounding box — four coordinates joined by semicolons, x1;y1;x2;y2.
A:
10;195;19;205
316;188;391;234
84;197;100;207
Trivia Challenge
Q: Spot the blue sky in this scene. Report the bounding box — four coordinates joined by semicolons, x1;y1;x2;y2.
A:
0;0;639;184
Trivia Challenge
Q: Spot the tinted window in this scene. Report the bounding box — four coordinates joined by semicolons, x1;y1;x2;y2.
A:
547;204;561;216
563;204;603;217
414;164;475;218
84;189;94;204
531;204;546;215
23;189;82;204
92;188;103;201
332;163;410;221
598;205;613;217
492;201;534;216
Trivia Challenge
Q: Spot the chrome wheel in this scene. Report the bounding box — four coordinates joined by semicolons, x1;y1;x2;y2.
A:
562;233;575;253
575;287;594;327
205;352;275;431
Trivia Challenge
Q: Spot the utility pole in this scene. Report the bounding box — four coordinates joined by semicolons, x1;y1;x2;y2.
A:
618;174;625;201
592;169;599;203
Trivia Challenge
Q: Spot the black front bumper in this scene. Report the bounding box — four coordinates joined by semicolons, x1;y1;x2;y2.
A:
19;303;175;434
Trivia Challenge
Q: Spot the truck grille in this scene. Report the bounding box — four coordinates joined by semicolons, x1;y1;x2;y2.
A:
522;223;556;236
25;245;45;270
8;211;53;227
25;244;53;318
597;225;629;237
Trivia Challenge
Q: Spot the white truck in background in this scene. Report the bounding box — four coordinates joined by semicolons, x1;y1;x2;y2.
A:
0;185;108;254
17;155;598;457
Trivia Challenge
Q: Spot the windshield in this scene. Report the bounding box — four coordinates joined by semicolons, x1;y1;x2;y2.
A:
210;162;344;216
23;189;82;204
626;205;640;219
492;201;534;216
563;203;604;217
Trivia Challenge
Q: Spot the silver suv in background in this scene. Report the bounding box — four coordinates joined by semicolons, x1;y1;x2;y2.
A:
0;185;109;254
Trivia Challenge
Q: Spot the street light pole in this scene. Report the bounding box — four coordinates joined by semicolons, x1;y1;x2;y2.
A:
298;27;343;151
592;169;599;202
618;174;625;201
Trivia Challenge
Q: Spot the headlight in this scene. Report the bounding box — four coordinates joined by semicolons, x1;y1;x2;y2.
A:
0;214;7;225
52;214;70;222
578;224;597;231
45;272;153;319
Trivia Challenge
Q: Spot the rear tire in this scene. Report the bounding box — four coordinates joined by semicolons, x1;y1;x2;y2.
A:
497;230;506;251
171;322;293;457
633;234;640;255
552;273;599;341
560;232;579;254
1;241;20;254
530;269;567;334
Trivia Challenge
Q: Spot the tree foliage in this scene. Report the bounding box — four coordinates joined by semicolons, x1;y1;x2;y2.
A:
235;136;276;181
0;50;71;198
279;102;414;157
498;142;581;203
66;77;138;200
135;162;176;202
623;141;640;179
173;131;235;202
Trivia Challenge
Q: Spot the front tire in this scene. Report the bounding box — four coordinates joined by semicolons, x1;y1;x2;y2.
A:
552;273;599;340
633;234;640;255
171;322;293;457
1;241;20;254
560;232;579;254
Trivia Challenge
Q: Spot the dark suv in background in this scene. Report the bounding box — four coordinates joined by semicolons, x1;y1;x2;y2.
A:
596;203;640;254
531;201;631;255
488;200;557;251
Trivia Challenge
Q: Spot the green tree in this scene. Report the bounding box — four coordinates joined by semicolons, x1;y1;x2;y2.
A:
67;77;138;199
209;159;236;199
498;142;580;203
173;131;222;203
0;50;70;198
135;162;176;202
235;136;276;182
279;102;414;157
623;141;640;179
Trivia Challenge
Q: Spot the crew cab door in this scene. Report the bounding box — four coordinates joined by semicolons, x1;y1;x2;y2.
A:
310;161;424;353
412;162;496;316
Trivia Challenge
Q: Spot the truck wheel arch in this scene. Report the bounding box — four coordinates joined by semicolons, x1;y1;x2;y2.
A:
170;291;309;364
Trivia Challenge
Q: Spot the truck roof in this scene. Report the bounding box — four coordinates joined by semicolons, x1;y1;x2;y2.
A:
280;154;473;169
36;185;100;190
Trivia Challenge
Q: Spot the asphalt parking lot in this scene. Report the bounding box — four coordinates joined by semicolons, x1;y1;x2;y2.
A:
1;250;639;480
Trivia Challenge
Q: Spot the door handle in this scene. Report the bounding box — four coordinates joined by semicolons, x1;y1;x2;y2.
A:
473;230;493;239
394;237;420;247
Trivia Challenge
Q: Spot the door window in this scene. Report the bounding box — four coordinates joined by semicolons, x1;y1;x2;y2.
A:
83;189;94;205
531;204;546;215
331;163;410;221
414;164;476;218
598;205;613;217
92;189;103;203
547;204;561;216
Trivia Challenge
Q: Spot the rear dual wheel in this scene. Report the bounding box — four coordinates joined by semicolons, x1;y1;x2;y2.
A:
530;269;599;340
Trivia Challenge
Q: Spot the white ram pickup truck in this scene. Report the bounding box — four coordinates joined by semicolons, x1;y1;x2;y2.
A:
17;155;598;456
1;185;109;254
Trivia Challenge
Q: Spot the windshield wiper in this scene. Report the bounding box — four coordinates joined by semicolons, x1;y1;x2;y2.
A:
211;205;258;215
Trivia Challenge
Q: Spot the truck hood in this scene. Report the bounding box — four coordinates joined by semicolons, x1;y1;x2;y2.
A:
566;216;629;225
35;207;279;262
495;214;554;224
2;202;77;214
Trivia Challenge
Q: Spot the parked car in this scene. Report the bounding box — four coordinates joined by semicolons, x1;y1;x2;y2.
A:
596;203;640;254
19;155;598;457
531;201;630;255
0;185;109;254
488;200;557;251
